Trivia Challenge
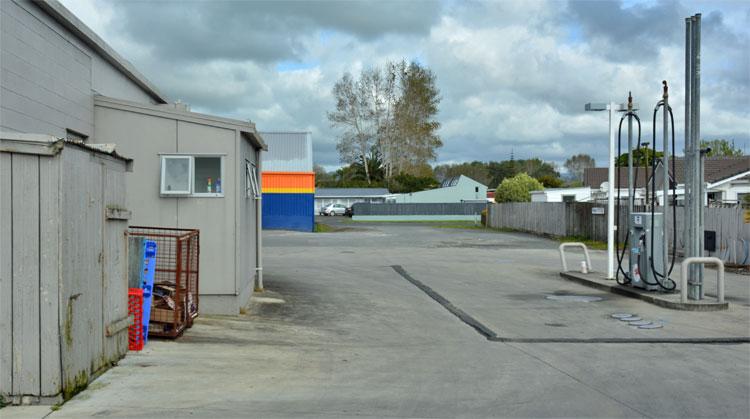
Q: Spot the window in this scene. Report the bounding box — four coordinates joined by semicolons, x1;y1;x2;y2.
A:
562;195;576;203
245;159;259;199
160;155;224;197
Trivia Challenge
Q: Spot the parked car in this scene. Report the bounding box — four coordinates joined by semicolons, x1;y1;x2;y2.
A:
344;206;353;217
321;203;347;216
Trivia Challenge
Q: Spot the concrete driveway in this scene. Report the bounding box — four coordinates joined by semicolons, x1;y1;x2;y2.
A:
30;219;750;418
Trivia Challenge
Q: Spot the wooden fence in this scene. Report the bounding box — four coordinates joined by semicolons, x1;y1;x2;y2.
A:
488;202;750;265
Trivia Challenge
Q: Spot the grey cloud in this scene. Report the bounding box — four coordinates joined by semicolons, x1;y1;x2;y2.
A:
109;0;442;63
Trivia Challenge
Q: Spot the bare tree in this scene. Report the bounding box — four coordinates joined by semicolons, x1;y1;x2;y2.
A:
564;154;595;182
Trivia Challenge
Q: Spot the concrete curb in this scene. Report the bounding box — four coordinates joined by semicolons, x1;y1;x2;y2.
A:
559;271;729;311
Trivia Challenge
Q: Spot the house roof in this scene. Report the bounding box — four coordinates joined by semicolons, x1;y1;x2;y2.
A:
583;156;749;188
315;188;390;197
36;0;168;104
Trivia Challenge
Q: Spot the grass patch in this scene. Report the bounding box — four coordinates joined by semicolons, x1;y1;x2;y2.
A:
557;236;608;250
314;222;337;233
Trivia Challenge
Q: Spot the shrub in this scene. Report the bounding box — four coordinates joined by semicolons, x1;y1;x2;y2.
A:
495;173;544;202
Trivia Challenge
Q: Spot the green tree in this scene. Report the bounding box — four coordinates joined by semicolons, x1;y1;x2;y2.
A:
616;148;663;167
433;161;490;185
537;174;563;188
700;139;743;157
389;173;439;193
488;160;518;188
495;173;544;203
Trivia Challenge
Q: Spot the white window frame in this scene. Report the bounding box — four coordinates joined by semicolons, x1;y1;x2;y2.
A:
246;159;260;199
160;154;225;198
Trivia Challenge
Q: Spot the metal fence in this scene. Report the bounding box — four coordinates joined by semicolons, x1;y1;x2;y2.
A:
488;202;750;265
127;227;200;338
353;202;487;216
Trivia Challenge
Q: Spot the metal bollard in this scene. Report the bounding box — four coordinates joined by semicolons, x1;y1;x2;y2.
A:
559;242;592;273
680;257;724;303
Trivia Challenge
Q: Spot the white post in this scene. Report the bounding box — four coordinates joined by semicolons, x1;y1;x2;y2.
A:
606;102;616;279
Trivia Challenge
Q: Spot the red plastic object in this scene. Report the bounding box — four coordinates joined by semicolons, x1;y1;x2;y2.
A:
128;288;144;351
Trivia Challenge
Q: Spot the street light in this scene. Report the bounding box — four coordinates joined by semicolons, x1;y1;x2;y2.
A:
584;102;616;280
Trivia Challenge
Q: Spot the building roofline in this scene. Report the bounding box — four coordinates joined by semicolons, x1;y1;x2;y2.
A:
94;95;267;150
0;132;133;168
35;0;168;104
707;170;750;189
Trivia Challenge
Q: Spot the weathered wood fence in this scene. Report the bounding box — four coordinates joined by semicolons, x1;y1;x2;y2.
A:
488;202;750;265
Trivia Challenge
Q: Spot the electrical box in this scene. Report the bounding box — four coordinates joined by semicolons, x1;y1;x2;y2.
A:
704;230;716;252
629;212;664;291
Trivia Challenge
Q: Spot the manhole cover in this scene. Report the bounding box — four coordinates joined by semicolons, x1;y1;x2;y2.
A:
628;320;652;326
639;323;663;329
546;295;603;303
611;313;634;319
619;316;641;321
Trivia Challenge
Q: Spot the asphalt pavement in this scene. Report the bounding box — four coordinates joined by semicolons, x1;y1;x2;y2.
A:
22;217;749;418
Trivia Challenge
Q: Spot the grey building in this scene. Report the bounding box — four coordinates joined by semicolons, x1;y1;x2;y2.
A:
390;175;487;203
0;0;266;315
315;188;390;213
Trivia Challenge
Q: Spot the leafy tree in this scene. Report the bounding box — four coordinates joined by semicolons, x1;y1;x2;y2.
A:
495;173;544;203
564;154;595;182
487;160;518;188
433;161;490;185
616;148;663;167
700;139;743;157
537;174;563;188
389;173;439;193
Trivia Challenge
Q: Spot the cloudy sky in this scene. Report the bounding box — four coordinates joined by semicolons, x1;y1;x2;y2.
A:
61;0;749;172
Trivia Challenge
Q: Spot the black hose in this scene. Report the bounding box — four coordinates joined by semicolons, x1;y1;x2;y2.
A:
614;111;642;285
646;104;677;290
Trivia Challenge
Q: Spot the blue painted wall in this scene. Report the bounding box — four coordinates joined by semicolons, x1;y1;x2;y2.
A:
262;193;314;232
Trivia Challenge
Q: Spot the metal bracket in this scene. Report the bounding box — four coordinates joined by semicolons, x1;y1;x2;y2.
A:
681;257;724;304
559;242;592;273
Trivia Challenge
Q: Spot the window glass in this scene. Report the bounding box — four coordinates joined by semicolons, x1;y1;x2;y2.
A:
194;157;222;193
163;157;191;193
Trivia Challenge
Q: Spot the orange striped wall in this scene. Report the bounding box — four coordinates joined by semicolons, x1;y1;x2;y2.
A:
261;172;315;193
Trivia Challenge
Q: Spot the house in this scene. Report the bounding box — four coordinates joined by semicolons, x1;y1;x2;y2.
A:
315;188;390;212
531;187;592;202
1;0;266;315
584;156;749;205
260;132;315;232
389;175;487;203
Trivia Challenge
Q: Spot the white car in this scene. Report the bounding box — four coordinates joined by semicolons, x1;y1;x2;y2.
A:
321;203;347;216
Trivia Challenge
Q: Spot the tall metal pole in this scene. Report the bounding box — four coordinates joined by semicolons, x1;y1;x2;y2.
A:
694;14;705;296
662;82;670;285
627;94;634;281
684;17;694;294
687;14;703;300
607;102;616;279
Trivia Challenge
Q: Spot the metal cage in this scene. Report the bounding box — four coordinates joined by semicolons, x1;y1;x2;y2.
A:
127;226;200;338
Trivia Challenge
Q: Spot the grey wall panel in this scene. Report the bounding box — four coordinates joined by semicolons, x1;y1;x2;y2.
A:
0;0;158;138
101;160;129;365
38;155;61;396
236;135;257;305
59;147;104;389
176;120;237;296
0;0;92;137
0;153;13;395
10;153;40;395
93;106;178;227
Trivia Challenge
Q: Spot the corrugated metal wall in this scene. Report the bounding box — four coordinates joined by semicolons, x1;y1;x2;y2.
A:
260;132;315;232
262;172;315;231
259;132;313;172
